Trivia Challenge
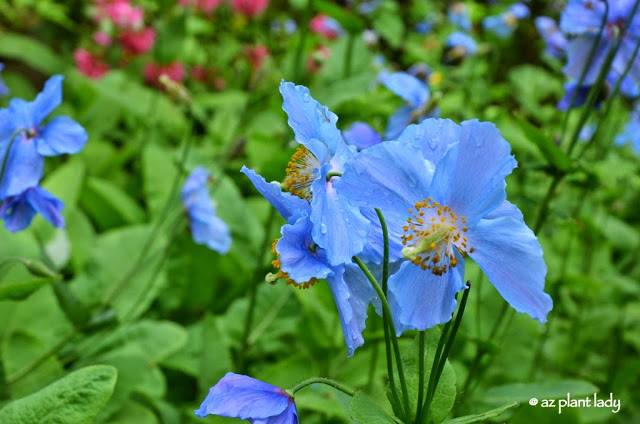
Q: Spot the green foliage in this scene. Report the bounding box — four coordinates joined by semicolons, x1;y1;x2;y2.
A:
350;390;400;424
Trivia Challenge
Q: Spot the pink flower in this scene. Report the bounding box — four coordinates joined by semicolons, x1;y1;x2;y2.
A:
245;44;269;70
144;61;186;88
119;26;156;55
309;14;344;39
231;0;269;17
74;48;110;79
95;0;144;29
93;31;112;46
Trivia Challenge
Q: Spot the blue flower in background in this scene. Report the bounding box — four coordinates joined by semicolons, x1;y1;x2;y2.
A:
195;373;298;423
558;70;639;110
448;2;472;32
380;72;433;140
535;16;568;59
616;104;640;153
483;2;529;38
0;63;8;97
0;185;64;233
181;167;231;254
241;167;375;356
561;0;640;87
0;75;87;199
336;118;552;333
415;16;434;35
343;122;382;151
443;31;478;65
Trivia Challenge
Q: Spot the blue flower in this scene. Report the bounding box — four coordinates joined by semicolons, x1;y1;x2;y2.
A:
0;75;87;198
560;0;640;87
615;104;640;153
336;118;552;333
343;122;382;151
483;3;530;39
415;17;434;35
443;31;478;65
558;70;638;110
241;166;375;356
181;167;231;253
380;72;432;140
1;185;64;233
0;63;8;97
535;16;568;59
195;373;298;423
448;2;472;32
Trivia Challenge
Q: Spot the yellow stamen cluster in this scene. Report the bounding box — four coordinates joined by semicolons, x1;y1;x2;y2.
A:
283;146;319;200
401;198;473;276
267;239;318;289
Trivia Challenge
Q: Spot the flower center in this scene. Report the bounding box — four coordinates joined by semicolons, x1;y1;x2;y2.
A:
400;198;474;276
266;238;318;289
284;146;320;200
504;12;517;27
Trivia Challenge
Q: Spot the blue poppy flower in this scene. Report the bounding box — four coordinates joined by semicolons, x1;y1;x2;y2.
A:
448;2;472;32
181;167;231;254
443;31;478;65
0;63;8;97
616;104;640;153
195;373;298;423
241;166;375;356
535;16;568;60
560;0;640;87
1;185;64;233
483;3;530;39
343;122;382;151
0;75;88;198
558;70;638;110
335;118;552;333
380;72;433;140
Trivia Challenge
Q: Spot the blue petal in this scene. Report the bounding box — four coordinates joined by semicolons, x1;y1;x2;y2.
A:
396;118;461;165
358;207;404;264
189;213;231;253
194;373;291;420
343;122;382;150
310;163;370;266
253;403;299;424
483;15;514;38
31;75;64;126
1;193;36;232
0;134;44;198
483;200;524;222
181;167;210;200
328;264;375;356
385;105;415;141
429;120;516;225
241;166;309;222
560;0;607;35
26;186;65;228
468;216;552;323
388;259;466;335
36;116;88;156
381;72;429;108
280;81;344;158
564;36;609;85
277;213;333;282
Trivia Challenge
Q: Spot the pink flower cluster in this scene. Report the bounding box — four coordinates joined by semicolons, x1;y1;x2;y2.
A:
144;61;186;88
177;0;269;17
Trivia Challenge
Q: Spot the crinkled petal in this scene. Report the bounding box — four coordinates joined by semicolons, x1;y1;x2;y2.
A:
467;216;552;323
388;259;466;335
343;122;382;150
241;166;309;222
37;116;88;156
560;0;607;35
189;213;231;253
252;403;299;424
385;105;415;141
280;81;344;158
328;264;375;356
310;162;370;266
397;118;461;165
483;200;524;222
381;72;429;108
429;120;516;225
26;186;65;228
31;75;64;125
194;373;291;420
277;213;333;282
0;134;44;198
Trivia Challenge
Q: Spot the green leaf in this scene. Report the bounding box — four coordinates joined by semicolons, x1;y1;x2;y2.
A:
0;365;117;424
315;0;365;33
481;380;599;404
80;177;146;230
443;402;518;423
350;390;399;424
0;33;64;74
142;144;180;218
515;115;573;173
0;276;58;301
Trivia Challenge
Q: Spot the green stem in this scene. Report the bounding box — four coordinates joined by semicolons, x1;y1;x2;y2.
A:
289;377;356;397
344;34;356;78
293;0;314;81
419;320;450;424
421;284;471;423
353;256;410;421
534;174;562;234
415;331;427;422
375;209;390;295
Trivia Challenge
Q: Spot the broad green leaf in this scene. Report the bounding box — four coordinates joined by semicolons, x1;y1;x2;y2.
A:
515;116;572;173
315;0;365;33
142;144;180;217
105;401;158;424
0;365;117;424
350;390;398;424
0;276;58;301
0;33;64;74
80;177;146;229
444;402;518;423
599;215;640;249
41;158;86;208
198;314;233;395
481;380;599;404
372;3;403;48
